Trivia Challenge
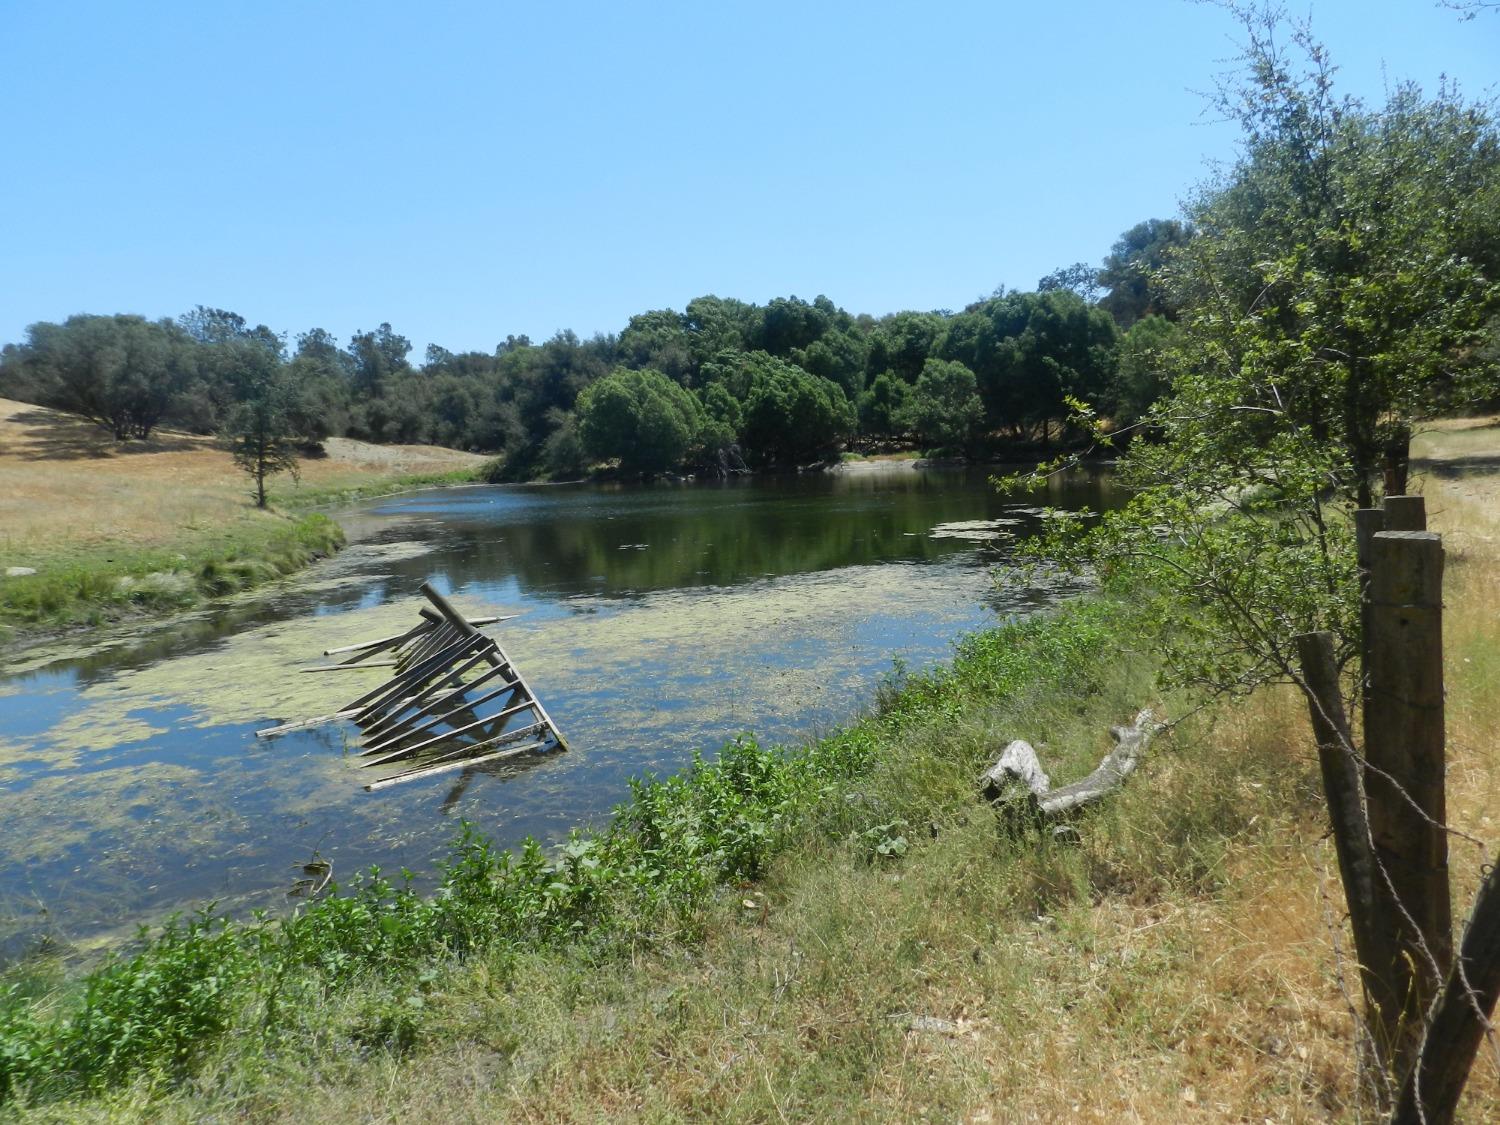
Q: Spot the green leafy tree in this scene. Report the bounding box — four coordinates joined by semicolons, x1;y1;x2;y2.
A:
791;327;868;400
739;353;856;464
1037;262;1102;303
1097;219;1194;328
619;309;693;384
345;323;412;397
897;359;985;451
696;380;744;448
1032;6;1499;690
1163;14;1500;506
858;371;911;437
575;367;705;474
939;290;1118;439
222;346;303;508
1111;315;1182;428
8;314;197;439
866;311;946;383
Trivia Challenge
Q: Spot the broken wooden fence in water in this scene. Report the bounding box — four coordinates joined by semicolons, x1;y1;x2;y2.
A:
257;581;568;791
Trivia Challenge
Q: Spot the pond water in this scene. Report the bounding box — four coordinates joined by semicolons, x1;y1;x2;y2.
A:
0;464;1115;957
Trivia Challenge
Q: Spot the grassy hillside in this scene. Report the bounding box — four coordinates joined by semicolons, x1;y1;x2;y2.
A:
0;399;485;642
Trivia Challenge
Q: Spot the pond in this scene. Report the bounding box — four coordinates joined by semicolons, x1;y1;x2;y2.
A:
0;464;1116;958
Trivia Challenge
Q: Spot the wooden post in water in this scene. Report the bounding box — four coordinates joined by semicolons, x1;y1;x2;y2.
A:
1363;529;1451;1069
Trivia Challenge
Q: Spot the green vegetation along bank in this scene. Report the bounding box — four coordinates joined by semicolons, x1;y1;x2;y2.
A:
0;599;1139;1109
0;514;345;646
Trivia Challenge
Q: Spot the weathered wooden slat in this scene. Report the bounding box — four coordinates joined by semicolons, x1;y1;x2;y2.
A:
301;660;399;672
359;674;522;755
399;622;461;670
364;737;549;791
345;633;492;717
417;584;572;754
362;651;509;738
255;709;360;739
359;698;538;767
322;621;433;657
366;721;551;783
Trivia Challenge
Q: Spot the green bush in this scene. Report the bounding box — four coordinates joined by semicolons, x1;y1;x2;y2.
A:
575;368;706;474
739;353;856;464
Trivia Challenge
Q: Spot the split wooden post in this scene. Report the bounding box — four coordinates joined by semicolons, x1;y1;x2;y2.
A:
1390;850;1500;1125
1382;495;1426;533
1363;529;1451;1068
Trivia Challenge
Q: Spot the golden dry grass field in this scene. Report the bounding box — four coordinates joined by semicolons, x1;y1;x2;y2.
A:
0;399;486;640
0;397;484;563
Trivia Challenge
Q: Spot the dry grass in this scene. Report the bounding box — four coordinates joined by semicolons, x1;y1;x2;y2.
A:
0;398;484;565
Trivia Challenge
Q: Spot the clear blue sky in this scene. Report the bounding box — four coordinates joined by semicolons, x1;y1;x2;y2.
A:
1;1;1494;359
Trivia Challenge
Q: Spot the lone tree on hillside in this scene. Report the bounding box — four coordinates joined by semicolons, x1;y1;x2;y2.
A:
221;343;304;507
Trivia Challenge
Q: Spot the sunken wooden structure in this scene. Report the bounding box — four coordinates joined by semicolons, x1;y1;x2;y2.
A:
257;582;568;791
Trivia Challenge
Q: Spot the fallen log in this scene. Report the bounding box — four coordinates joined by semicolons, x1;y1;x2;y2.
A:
980;708;1159;822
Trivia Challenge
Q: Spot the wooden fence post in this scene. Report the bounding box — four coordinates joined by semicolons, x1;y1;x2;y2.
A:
1381;495;1426;533
1293;630;1392;1050
1363;530;1451;1069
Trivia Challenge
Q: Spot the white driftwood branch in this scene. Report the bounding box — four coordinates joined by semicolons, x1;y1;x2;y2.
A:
979;740;1051;803
980;708;1159;820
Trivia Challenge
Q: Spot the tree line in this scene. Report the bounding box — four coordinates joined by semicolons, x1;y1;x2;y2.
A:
0;222;1199;483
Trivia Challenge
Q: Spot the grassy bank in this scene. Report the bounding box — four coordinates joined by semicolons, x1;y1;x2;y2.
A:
0;514;346;640
0;599;1144;1110
0;400;485;643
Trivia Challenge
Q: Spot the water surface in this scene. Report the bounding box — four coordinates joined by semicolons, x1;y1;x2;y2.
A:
0;465;1113;955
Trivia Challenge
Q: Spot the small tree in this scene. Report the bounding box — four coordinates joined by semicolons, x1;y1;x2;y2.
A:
222;350;303;508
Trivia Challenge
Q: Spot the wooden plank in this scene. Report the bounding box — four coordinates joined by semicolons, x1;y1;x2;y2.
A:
399;622;460;670
323;620;432;657
418;582;572;753
359;673;521;755
255;709;359;739
344;633;491;716
364;736;550;791
359;698;538;767
362;651;508;737
301;660;398;672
